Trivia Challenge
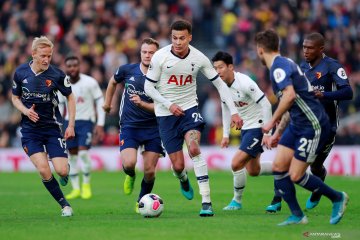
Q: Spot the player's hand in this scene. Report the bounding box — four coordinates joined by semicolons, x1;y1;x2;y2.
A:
26;104;39;123
262;120;275;134
262;132;280;149
230;114;243;130
102;104;111;113
169;103;185;117
64;126;75;140
221;137;230;148
314;90;324;99
129;94;142;107
93;125;105;142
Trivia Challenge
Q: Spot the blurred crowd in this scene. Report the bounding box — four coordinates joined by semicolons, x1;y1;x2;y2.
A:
0;0;359;147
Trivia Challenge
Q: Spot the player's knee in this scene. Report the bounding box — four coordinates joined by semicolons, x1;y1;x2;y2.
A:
247;167;260;176
272;161;284;172
56;165;69;177
38;166;52;179
144;170;156;180
172;162;185;173
188;141;200;157
289;172;302;182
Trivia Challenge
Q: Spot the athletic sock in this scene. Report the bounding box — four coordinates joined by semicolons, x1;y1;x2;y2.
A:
259;161;272;175
137;177;155;202
42;175;70;208
295;172;342;202
79;150;91;184
123;165;136;177
232;168;246;203
68;154;80;190
192;155;211;203
310;166;327;201
274;171;303;217
271;179;282;204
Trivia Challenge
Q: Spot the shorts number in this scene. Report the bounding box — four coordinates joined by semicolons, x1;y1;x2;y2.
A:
192;112;203;122
58;138;67;153
247;138;259;149
86;132;92;145
298;138;313;153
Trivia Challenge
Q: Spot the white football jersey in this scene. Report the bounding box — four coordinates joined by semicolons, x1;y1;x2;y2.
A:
59;73;103;123
224;72;267;129
146;44;218;116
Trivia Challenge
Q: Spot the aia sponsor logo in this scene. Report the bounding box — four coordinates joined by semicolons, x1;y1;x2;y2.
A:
234;101;248;107
45;79;52;87
167;75;192;85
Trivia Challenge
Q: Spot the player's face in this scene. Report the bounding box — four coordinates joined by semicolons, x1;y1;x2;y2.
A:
256;45;266;66
171;29;192;57
65;59;80;80
213;61;234;84
140;43;158;67
32;46;52;72
303;39;323;63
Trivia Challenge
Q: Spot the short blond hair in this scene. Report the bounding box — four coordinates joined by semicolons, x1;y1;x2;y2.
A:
32;36;54;51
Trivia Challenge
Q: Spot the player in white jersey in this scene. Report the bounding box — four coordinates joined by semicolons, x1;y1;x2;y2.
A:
212;51;273;210
59;56;105;200
145;19;243;217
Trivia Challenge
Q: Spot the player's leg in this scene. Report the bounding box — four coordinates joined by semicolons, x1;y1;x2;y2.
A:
272;145;308;225
306;131;336;209
223;149;250;210
120;127;140;195
30;152;70;210
185;129;213;217
137;151;159;208
121;148;138;195
66;148;81;199
157;115;194;201
76;121;94;199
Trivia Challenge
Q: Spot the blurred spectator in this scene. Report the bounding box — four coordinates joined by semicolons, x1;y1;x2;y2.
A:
0;0;359;146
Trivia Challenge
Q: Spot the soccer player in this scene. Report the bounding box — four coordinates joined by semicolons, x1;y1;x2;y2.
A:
103;38;164;213
211;51;273;210
265;32;353;213
58;56;105;200
144;20;243;217
255;29;348;225
11;36;75;217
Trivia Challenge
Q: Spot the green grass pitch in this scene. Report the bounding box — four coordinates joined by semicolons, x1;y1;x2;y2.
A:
0;171;359;240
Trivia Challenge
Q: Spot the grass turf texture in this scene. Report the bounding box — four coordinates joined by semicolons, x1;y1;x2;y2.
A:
0;171;359;240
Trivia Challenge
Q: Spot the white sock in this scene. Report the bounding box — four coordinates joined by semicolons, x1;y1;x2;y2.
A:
68;154;80;190
233;168;247;203
171;166;188;182
79;150;91;184
259;161;273;175
192;154;211;203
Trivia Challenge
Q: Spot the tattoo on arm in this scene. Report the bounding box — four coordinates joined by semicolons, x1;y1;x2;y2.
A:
275;112;290;135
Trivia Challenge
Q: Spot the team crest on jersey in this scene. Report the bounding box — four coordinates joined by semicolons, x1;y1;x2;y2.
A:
315;72;322;79
64;76;71;87
45;79;52;87
191;62;195;71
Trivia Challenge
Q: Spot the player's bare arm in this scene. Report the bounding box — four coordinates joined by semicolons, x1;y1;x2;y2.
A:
263;112;290;149
103;76;117;113
129;94;155;113
11;95;39;123
262;85;295;134
64;92;76;140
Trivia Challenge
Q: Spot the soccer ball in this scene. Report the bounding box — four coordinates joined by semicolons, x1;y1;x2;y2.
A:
138;193;164;218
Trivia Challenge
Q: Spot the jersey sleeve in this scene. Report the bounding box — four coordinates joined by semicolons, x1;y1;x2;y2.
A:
91;78;104;100
242;74;265;103
146;52;162;83
329;61;350;87
114;65;127;83
12;71;22;96
271;61;293;91
57;71;72;96
200;55;218;81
